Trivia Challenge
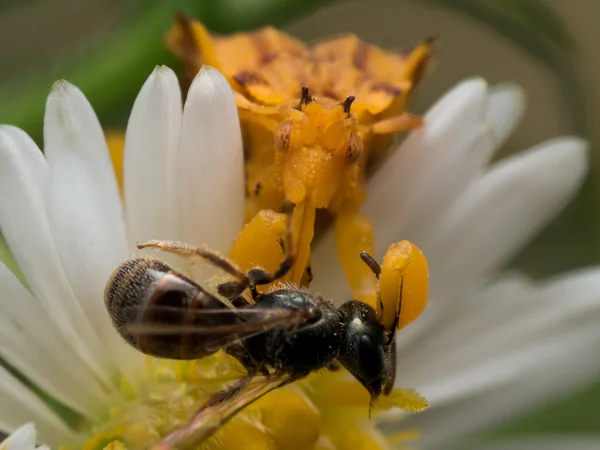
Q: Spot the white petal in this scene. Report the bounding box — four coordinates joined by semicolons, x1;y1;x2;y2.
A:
0;127;47;196
469;436;600;450
486;83;526;148
124;66;182;244
174;66;244;253
396;268;600;408
426;137;588;304
44;81;139;378
398;323;600;449
367;78;491;246
386;270;600;449
0;126;112;385
0;423;36;450
0;262;105;414
384;269;600;444
44;80;124;219
395;273;531;365
0;368;77;447
312;78;494;300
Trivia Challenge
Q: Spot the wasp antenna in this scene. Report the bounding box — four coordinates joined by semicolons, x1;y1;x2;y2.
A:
360;251;381;278
300;86;313;105
342;95;356;115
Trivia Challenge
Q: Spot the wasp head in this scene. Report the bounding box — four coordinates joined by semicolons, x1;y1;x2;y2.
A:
337;300;392;400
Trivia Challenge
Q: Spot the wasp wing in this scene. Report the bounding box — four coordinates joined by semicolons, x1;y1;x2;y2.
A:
152;373;299;449
124;305;316;354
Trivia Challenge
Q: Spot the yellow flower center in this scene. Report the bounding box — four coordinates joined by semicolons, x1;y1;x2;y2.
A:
79;352;426;450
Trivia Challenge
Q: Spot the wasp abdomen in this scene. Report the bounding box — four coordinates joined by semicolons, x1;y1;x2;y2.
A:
104;257;232;360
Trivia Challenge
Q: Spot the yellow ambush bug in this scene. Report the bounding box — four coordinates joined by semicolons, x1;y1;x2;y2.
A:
167;16;431;327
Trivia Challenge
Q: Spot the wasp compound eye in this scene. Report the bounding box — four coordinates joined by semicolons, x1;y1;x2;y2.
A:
357;334;384;382
338;300;387;397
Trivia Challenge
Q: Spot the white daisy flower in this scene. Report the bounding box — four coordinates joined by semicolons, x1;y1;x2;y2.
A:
0;65;597;449
0;424;48;450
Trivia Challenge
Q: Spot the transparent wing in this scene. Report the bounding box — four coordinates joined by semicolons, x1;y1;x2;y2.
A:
124;304;317;348
152;373;300;449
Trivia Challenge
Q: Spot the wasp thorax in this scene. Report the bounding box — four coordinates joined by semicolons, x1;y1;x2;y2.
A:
345;133;364;164
274;119;293;152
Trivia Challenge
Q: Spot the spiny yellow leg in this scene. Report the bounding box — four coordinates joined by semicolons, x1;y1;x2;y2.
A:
402;36;435;85
372;113;423;135
335;212;378;309
165;15;225;89
228;209;286;292
379;241;428;331
289;200;316;285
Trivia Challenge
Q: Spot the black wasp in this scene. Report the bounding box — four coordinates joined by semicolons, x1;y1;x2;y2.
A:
104;216;423;449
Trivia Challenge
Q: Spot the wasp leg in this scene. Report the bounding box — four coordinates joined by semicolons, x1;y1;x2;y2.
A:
154;373;303;449
136;241;251;299
383;334;397;395
225;344;270;378
334;212;379;310
203;372;255;409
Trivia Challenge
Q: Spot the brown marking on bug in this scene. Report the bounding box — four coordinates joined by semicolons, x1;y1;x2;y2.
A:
371;82;402;97
352;41;370;71
274;119;293;152
233;71;268;87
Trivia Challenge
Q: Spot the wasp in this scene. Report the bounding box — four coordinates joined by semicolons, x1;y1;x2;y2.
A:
104;213;428;449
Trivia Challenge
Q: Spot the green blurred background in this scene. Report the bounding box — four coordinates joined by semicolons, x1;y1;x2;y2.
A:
1;0;599;444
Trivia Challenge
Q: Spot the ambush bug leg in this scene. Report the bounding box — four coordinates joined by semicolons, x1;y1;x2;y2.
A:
228;208;296;290
403;36;436;84
372;113;424;135
228;210;287;293
334;213;379;309
379;240;428;332
288;200;316;285
166;14;221;89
